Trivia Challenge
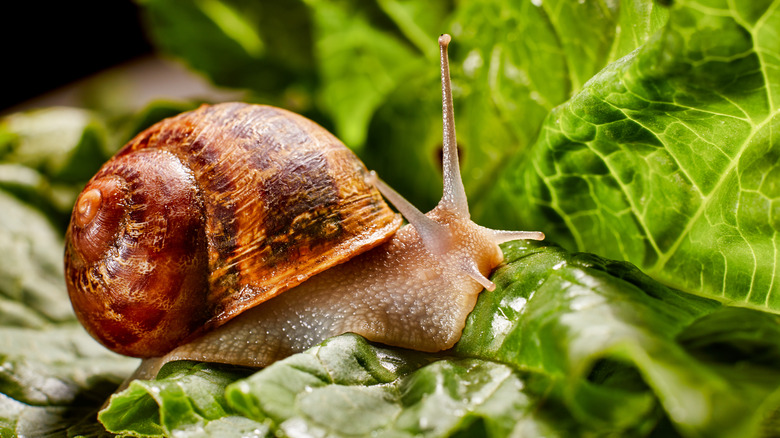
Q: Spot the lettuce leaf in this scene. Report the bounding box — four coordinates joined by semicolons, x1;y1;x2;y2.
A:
458;241;780;437
97;242;780;437
98;362;264;437
483;0;780;312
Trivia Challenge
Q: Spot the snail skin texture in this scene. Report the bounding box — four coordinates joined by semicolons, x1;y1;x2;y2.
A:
64;35;544;382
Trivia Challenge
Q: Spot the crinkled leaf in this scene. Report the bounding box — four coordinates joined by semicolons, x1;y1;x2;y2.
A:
0;394;74;438
99;335;601;437
452;0;663;148
192;335;590;437
0;325;137;436
0;326;136;406
0;190;73;326
99;361;263;437
225;334;433;424
458;240;780;437
484;0;780;312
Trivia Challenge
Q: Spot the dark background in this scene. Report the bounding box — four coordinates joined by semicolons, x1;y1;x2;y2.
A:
3;1;153;110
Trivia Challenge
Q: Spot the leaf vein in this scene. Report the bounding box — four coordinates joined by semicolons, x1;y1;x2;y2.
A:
653;109;780;274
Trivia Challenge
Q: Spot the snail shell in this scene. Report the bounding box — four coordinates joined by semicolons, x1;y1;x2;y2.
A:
64;103;401;357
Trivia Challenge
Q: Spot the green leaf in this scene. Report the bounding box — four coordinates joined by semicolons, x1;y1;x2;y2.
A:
99;242;780;437
0;190;73;326
225;334;433;424
0;107;110;184
0;325;137;436
0;326;136;405
365;0;667;212
458;240;780;437
100;335;600;437
0;164;66;232
375;0;450;59
0;107;114;228
138;0;316;109
304;0;426;148
486;0;780;312
225;335;583;437
361;69;446;211
99;361;263;437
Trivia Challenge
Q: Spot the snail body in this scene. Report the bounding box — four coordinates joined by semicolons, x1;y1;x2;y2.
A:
65;35;544;380
158;197;509;369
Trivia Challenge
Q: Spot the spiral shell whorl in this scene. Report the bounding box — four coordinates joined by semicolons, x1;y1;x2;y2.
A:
65;149;209;357
65;103;400;357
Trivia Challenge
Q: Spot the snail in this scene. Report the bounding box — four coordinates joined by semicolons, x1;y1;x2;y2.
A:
64;35;544;382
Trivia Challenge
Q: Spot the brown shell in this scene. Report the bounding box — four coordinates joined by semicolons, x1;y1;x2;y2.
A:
65;103;401;357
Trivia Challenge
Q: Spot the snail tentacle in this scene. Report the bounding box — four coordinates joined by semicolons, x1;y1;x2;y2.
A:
438;33;469;217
